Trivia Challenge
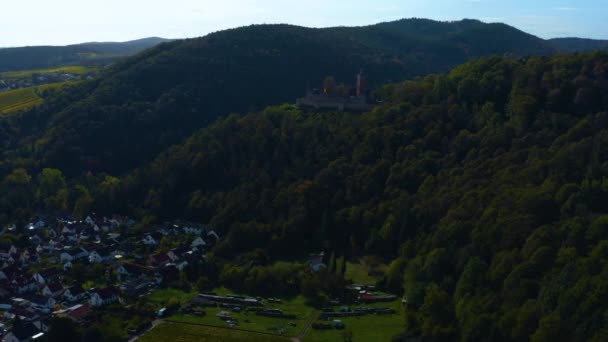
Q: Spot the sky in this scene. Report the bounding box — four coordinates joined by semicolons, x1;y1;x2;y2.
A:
2;0;607;47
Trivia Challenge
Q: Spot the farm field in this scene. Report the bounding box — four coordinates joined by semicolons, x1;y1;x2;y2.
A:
0;87;43;114
0;82;74;115
304;301;404;342
169;295;314;336
138;322;290;342
344;259;387;285
0;65;93;78
141;286;403;342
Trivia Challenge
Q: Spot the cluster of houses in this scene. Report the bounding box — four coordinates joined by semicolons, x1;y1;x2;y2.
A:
0;72;92;93
0;214;220;341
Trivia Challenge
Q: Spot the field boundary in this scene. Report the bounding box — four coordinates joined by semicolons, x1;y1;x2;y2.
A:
164;319;294;339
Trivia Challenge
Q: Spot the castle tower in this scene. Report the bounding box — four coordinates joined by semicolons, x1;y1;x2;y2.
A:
356;70;368;97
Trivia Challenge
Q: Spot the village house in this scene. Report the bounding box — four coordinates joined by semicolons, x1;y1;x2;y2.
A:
206;230;220;244
88;247;112;264
63;261;73;271
89;287;120;307
309;252;327;272
0;245;18;261
148;253;172;268
117;263;148;280
33;268;61;285
191;237;206;250
0;265;20;281
53;303;92;323
142;234;159;246
42;282;64;298
60;247;88;263
29;235;42;246
63;286;87;302
3;321;44;342
11;276;37;294
26;294;56;313
183;226;204;235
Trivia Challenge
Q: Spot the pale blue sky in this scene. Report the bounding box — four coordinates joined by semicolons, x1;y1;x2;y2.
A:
2;0;607;47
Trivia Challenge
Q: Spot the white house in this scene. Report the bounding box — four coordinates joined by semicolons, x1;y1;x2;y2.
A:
0;245;17;260
207;230;220;242
0;266;19;280
85;216;95;226
3;322;43;342
176;261;189;271
61;226;75;235
90;287;120;307
64;286;87;302
142;235;158;246
88;249;111;264
60;247;88;263
183;226;203;235
191;237;206;249
63;261;73;271
33;268;61;285
28;295;56;312
11;276;37;294
42;283;64;298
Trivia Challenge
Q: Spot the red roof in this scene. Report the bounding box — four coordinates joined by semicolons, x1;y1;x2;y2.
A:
150;253;171;265
360;293;374;301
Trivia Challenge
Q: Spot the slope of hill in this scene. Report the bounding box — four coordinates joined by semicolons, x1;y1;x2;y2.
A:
0;18;607;340
3;52;607;341
0;37;170;72
549;37;608;53
114;52;608;341
0;19;573;176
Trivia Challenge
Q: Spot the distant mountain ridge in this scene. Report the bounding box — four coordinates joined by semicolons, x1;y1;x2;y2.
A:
0;37;171;72
549;37;608;53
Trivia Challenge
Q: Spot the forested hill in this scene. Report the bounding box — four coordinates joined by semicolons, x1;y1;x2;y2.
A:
100;52;607;340
0;37;170;72
2;18;597;177
549;37;608;53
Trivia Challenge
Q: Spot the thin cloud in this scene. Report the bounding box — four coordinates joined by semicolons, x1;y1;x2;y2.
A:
553;6;578;11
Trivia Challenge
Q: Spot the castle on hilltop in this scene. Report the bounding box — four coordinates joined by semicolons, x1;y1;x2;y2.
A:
296;71;375;112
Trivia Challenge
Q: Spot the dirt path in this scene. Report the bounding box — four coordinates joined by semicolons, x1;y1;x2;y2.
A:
297;310;318;341
128;318;163;342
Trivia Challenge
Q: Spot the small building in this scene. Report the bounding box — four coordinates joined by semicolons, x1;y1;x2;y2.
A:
309;252;326;272
42;282;64;298
63;286;87;302
90;287;120;307
3;322;44;342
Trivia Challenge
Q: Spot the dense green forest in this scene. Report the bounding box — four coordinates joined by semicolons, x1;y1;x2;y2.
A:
0;37;169;72
2;51;608;340
4;19;607;178
123;52;608;341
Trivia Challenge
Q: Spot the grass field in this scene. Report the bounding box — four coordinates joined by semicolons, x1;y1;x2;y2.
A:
139;322;290;342
304;301;404;342
0;66;92;78
169;295;314;336
345;260;386;285
147;287;197;307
